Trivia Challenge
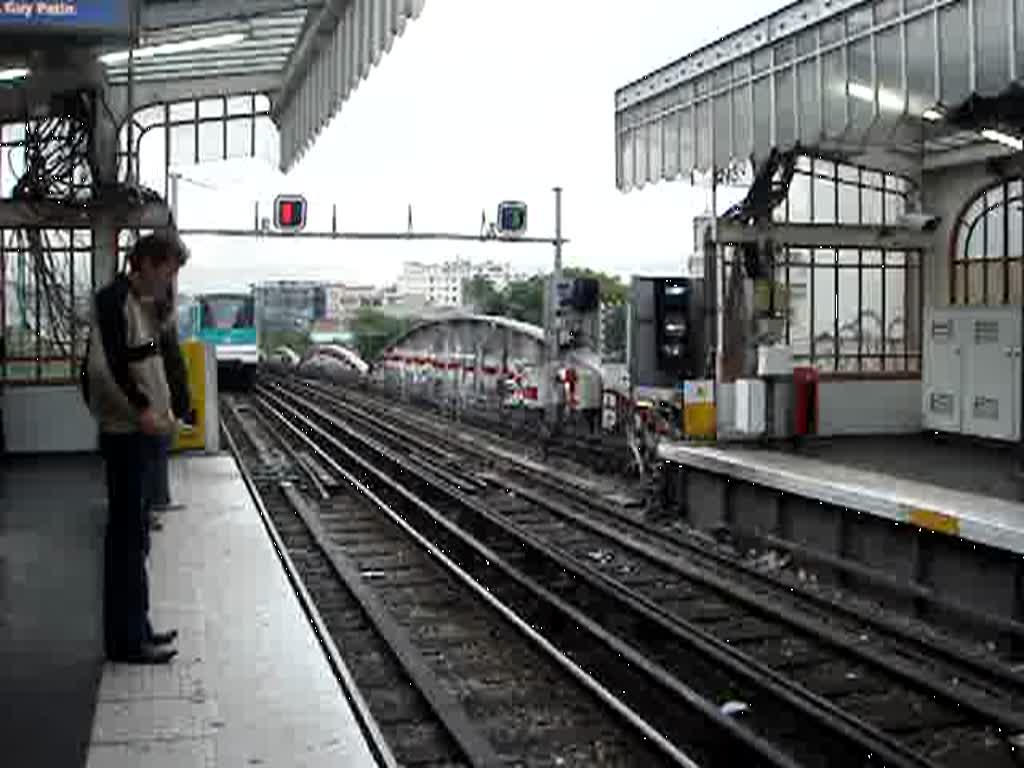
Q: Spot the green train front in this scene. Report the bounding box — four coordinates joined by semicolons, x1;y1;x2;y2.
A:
178;292;260;390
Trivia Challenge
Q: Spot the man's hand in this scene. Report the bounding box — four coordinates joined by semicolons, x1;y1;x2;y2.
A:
139;408;161;435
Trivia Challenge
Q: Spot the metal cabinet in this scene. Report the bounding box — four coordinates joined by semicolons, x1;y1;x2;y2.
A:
923;307;1022;441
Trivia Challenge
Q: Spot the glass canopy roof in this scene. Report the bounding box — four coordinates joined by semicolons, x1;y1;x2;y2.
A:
615;0;1024;190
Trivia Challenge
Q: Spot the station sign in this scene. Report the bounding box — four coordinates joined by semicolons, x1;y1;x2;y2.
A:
0;1;131;36
274;195;307;232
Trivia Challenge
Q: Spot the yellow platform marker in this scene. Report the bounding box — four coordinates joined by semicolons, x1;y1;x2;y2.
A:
908;507;960;536
683;380;716;440
173;339;207;453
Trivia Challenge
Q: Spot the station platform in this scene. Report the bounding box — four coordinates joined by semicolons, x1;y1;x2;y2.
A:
658;434;1024;623
659;434;1024;554
1;451;385;768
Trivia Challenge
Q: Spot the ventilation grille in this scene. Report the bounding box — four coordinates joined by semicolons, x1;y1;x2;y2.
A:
929;392;954;415
973;396;1000;421
931;320;952;340
974;320;999;344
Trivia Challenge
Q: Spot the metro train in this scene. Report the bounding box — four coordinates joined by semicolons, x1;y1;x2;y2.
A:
178;291;260;389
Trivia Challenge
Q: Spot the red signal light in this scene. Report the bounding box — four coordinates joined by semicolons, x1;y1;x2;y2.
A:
273;195;307;232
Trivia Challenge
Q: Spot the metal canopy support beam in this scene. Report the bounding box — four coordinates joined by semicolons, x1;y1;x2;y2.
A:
178;227;566;245
141;0;321;30
702;217;934;251
0;201;174;231
107;74;282;122
273;0;426;171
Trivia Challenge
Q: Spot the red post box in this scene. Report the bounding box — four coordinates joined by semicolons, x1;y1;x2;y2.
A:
793;366;819;436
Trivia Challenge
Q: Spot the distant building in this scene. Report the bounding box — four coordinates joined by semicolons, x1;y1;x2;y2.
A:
324;283;380;321
254;280;325;334
397;257;527;307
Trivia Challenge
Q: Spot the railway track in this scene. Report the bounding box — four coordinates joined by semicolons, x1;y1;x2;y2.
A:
264;375;1024;768
297;375;1024;657
225;395;705;767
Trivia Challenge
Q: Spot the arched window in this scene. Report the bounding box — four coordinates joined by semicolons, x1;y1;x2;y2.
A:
951;180;1024;305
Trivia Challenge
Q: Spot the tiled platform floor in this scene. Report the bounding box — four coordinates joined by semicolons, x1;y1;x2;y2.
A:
84;454;380;768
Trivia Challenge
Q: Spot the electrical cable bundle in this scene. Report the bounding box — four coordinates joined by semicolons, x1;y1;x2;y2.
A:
3;92;162;367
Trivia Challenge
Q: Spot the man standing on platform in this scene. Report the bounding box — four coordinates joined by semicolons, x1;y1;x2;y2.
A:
84;232;188;665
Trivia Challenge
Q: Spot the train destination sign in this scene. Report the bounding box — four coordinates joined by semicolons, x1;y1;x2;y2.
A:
0;1;130;34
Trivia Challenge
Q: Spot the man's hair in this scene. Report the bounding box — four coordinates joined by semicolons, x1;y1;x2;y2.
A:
126;232;189;271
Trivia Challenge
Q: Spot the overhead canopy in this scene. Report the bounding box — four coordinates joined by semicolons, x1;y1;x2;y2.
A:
103;0;425;171
615;0;1024;191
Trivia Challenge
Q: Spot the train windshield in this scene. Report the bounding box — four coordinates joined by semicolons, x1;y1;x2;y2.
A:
200;295;254;330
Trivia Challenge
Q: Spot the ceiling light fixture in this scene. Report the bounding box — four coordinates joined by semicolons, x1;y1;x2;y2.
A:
981;128;1024;151
100;32;247;65
0;67;29;82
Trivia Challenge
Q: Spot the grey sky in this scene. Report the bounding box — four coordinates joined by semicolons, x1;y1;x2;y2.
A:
171;0;787;295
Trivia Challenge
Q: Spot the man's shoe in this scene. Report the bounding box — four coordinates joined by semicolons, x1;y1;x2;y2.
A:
149;629;178;645
108;644;177;665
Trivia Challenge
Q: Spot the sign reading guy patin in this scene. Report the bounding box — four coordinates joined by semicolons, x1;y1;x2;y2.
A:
0;1;130;35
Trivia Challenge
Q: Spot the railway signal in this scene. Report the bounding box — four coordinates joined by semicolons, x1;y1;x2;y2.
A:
274;194;307;232
497;201;528;238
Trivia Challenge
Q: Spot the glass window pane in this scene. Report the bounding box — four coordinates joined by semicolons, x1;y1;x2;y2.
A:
753;76;773;159
798;58;821;143
753;48;772;74
940;2;971;103
788;170;812;222
821;19;845;46
647;120;663;181
823;48;847;135
732;83;752;161
976;0;1010;94
907;16;937;114
861;251;884;358
847;38;874;131
733;57;751;80
198;121;224;163
876;27;903;119
812;251;838;370
1017;0;1024;81
985;194;1006;260
663;112;681;179
874;0;902;24
695;100;712;170
847;6;873;35
679;107;694;172
796;29;817;57
169;101;195;122
634;124;649;184
774;39;795;66
812;168;837;223
775;69;796;147
714;94;732;167
225;116;254;159
619;131;634;188
227;95;254;116
198;98;225;118
839;180;859;224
